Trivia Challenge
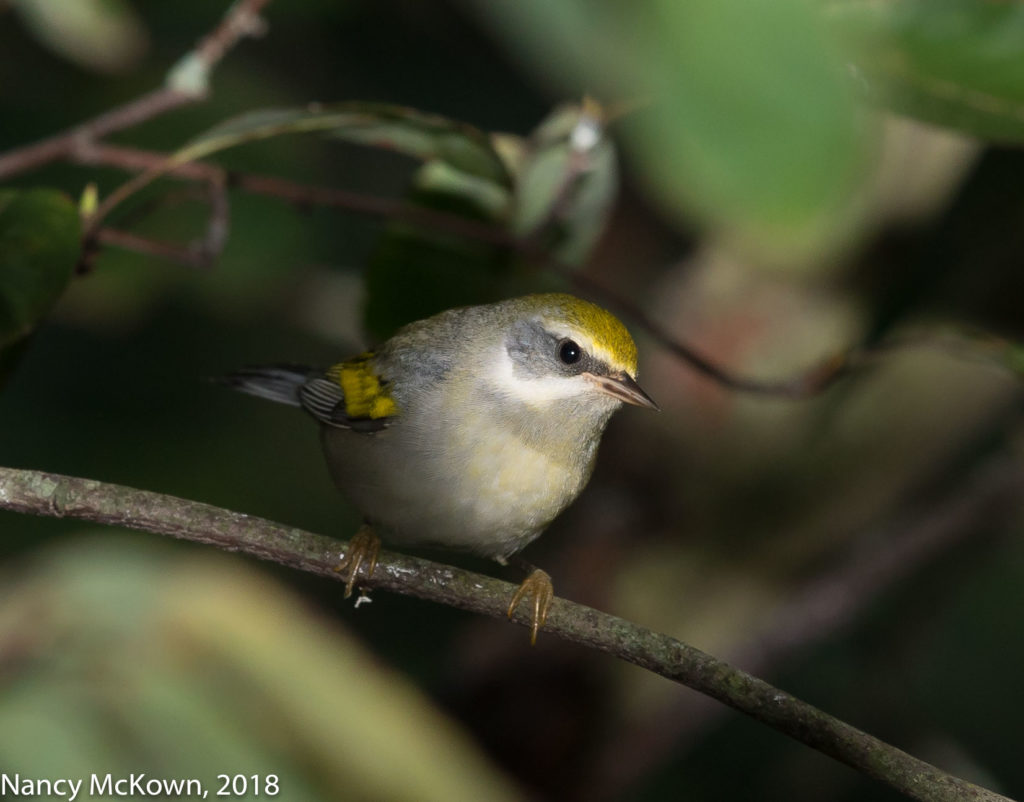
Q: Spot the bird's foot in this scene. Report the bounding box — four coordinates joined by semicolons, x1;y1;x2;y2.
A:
507;568;553;645
335;524;380;598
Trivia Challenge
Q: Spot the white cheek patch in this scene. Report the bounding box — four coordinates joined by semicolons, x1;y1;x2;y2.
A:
489;348;590;406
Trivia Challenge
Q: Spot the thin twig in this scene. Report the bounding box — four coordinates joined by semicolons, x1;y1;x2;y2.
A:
202;168;230;261
54;137;863;395
585;449;1024;800
0;0;271;180
69;142;220;181
0;92;189;180
0;466;1013;802
229;172;515;245
0;0;978;400
63;141;517;246
114;184;213;231
1;43;862;399
191;0;269;68
93;228;214;269
564;269;865;397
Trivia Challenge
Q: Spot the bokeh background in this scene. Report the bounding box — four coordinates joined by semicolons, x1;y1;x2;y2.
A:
2;1;1024;800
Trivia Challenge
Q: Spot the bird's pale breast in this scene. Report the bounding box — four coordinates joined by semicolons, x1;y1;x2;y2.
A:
321;403;591;560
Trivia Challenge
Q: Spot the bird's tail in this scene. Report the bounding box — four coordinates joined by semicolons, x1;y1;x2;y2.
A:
218;365;311;407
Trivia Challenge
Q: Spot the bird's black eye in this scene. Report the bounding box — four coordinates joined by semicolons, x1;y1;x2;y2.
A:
558;339;582;365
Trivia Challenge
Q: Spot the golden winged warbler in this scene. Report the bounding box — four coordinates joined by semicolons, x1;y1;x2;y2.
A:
225;293;657;641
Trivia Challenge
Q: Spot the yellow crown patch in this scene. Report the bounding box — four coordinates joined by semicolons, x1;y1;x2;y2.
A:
538;294;639;374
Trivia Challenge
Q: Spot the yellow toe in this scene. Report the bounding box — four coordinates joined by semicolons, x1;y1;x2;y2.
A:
507;568;553;645
334;525;381;598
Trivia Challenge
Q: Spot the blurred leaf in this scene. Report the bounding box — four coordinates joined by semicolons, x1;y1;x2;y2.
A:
191;103;513;187
359;101;620;337
905;326;1024;380
1007;344;1024;377
0;537;520;802
186;101;622;335
0;188;80;386
363;160;512;340
511;101;618;266
834;0;1024;142
473;0;866;257
77;182;99;217
186;105;520;338
12;0;147;73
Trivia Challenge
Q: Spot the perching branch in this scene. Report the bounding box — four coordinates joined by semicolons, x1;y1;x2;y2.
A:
0;466;1013;802
585;447;1024;799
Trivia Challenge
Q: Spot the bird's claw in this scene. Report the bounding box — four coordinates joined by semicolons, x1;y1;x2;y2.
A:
335;525;380;598
507;568;553;645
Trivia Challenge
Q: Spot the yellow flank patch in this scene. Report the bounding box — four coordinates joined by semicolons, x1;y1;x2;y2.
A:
326;354;399;420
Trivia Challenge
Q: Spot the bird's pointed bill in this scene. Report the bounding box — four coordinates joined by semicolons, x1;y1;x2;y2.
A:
584;371;658;409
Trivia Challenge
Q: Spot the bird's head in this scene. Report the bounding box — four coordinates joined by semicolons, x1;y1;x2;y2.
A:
486;294;658;420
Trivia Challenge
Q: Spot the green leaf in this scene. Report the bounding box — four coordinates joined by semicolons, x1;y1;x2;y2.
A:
0;188;80;384
0;538;520;802
183;104;533;339
12;0;147;73
472;0;866;257
833;0;1024;142
511;101;618;266
363;161;513;341
1004;344;1024;377
190;103;512;187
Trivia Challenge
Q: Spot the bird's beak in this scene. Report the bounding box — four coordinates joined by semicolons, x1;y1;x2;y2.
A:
585;371;659;410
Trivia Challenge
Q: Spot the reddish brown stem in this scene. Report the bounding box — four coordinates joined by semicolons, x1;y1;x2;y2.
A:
0;0;272;179
93;228;214;269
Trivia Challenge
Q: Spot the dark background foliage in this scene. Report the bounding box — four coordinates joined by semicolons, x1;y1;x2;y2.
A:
2;1;1023;800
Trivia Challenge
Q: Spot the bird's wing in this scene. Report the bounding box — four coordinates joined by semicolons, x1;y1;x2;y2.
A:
299;353;398;432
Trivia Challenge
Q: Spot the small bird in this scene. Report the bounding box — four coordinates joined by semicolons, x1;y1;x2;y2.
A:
224;293;657;641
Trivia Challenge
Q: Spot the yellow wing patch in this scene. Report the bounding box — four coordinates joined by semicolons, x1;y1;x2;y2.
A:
326;354;399;420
